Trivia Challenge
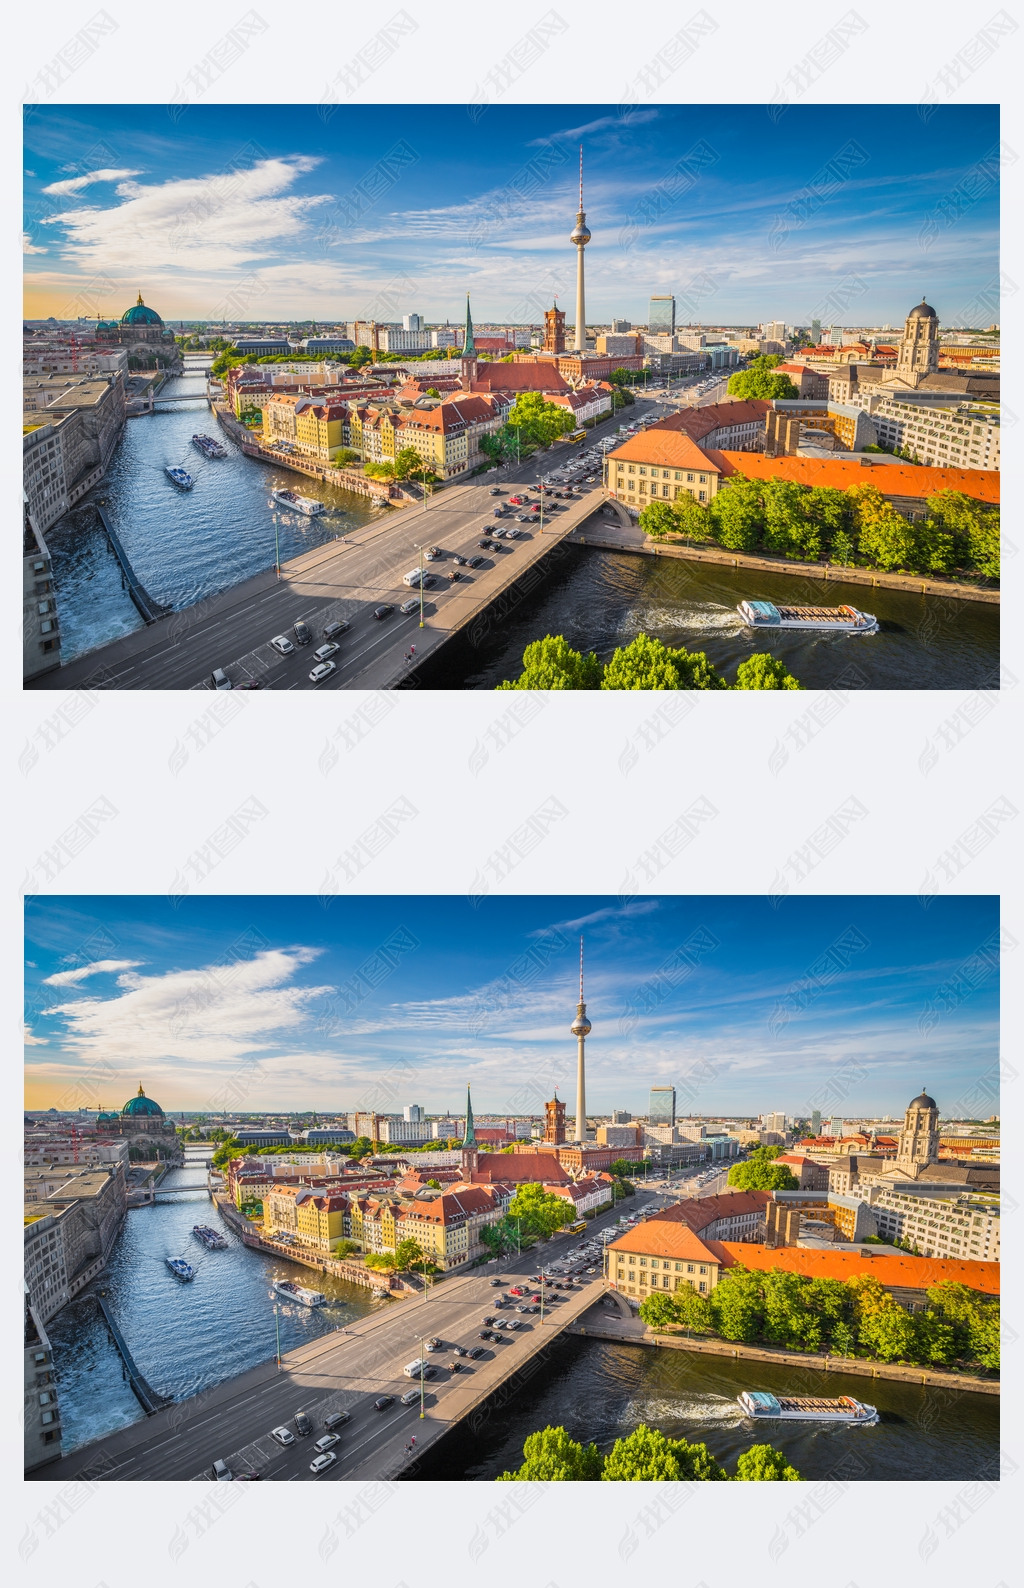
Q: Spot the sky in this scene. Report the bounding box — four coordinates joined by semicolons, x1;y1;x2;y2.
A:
24;896;999;1120
22;104;998;326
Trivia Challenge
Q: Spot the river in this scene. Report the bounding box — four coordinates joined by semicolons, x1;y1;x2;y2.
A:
46;363;382;663
412;542;1000;691
417;1332;998;1482
46;1153;382;1454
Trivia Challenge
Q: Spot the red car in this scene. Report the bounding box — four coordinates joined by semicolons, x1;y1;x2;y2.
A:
508;494;524;505
508;1286;525;1297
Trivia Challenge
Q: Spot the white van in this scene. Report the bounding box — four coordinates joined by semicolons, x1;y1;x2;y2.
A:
403;569;424;587
403;1358;429;1378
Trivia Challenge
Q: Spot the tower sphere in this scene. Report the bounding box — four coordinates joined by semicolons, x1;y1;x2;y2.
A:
571;1009;592;1037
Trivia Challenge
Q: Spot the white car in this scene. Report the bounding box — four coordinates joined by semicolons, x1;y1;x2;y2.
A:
310;1451;338;1474
314;1433;340;1452
271;1426;295;1446
313;642;339;663
270;635;294;656
309;660;336;684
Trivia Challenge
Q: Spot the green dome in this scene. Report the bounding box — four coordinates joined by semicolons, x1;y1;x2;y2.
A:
121;1084;164;1118
96;320;118;331
121;293;163;327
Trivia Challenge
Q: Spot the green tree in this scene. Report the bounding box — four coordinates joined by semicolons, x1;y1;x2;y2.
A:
639;500;679;540
856;1297;919;1363
926;491;999;580
496;634;603;691
601;635;728;691
671;1284;715;1332
391;447;423;482
507;392;576;447
847;485;917;572
497;1425;603;1481
727;1158;798;1191
508;1182;574;1239
425;387;441;398
638;1292;680;1330
735;1444;802;1481
394;1237;424;1270
363;461;395;479
334;1239;360;1258
347;1136;374;1159
829;530;856;566
673;493;711;539
728;356;798;401
426;1178;442;1189
708;1266;765;1343
761;478;810;557
734;654;803;690
349;345;373;369
602;1424;728;1481
708;475;764;552
363;1251;399;1272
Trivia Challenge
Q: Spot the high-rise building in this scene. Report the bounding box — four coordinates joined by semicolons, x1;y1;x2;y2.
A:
649;1086;676;1127
544;1093;566;1144
765;321;787;344
611;318;632;332
828;1117;845;1137
648;295;676;337
403;313;423;332
570;147;591;354
611;1109;632;1124
764;1111;787;1134
571;937;591;1139
811;1109;821;1135
810;320;821;344
403;1104;424;1122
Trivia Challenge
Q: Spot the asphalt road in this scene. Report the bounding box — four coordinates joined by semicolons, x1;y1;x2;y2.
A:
38;1199;661;1483
31;403;668;693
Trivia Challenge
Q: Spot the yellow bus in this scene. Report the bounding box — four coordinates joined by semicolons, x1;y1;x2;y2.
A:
567;429;587;443
568;1219;587;1233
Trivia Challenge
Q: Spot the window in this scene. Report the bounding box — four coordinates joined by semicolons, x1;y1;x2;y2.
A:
686;1263;694;1273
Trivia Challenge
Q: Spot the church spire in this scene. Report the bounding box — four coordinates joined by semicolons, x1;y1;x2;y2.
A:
462;1083;476;1148
462;293;476;359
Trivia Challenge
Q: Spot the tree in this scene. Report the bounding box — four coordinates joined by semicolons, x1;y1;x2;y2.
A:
639;500;678;540
508;1182;574;1239
497;634;602;690
926;491;999;580
391;447;423;482
497;1425;603;1481
708;475;764;552
426;1178;441;1189
507;392;576;448
761;478;810;557
673;493;711;539
602;1424;728;1481
672;1284;715;1332
735;1444;802;1481
638;1292;680;1330
363;1251;399;1272
363;461;395;479
333;448;359;466
830;530;856;566
728;356;798;401
334;1239;360;1259
425;387;441;398
847;485;917;572
601;635;728;691
708;1266;765;1343
727;1158;798;1191
394;1237;424;1270
734;654;803;690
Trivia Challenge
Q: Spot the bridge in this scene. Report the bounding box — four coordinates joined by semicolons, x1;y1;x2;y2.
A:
35;1206;634;1482
26;398;673;691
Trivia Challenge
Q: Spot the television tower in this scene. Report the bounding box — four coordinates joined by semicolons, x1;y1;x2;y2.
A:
571;936;592;1141
570;146;591;353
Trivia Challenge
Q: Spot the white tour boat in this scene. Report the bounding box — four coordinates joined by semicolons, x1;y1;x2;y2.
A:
737;599;878;633
738;1391;879;1424
273;1278;327;1307
271;488;325;516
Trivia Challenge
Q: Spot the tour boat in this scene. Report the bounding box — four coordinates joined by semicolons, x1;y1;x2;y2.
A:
738;1391;878;1425
191;433;228;459
273;1278;327;1307
737;599;878;633
271;488;325;516
165;466;195;490
192;1224;228;1250
165;1257;195;1281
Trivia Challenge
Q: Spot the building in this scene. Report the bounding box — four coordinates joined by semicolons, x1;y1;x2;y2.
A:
234;337;292;357
649;1086;676;1127
543;303;566;354
774;1153;829;1190
303;1128;356;1145
603;428;722;512
611;1109;633;1124
596;333;641;357
763;1112;787;1135
764;320;787;344
544;1094;567;1145
649;295;676;336
570;148;591;352
596;1123;642;1148
856;1186;999;1262
24;372;127;481
24;1164;128;1321
859;395;1000;470
895;300;939;383
95;1086;182;1162
896;1089;940;1171
774;363;830;399
547;1174;614;1218
702;449;998;521
648;1189;771;1243
611;319;632;332
646;399;771;453
25;1288;61;1471
608;1221;724;1302
94;293;183;371
23;506;61;680
232;1128;292;1147
701;1241;998;1309
377;1118;433;1145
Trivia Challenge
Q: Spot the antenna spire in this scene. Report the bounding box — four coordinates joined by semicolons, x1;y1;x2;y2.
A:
579;144;584;209
579;935;584;1000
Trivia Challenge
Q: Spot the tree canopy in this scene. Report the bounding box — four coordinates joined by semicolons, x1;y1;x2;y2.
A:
727;356;798;401
498;633;801;691
507;392;576;448
507;1182;575;1239
497;1425;603;1481
498;1422;797;1481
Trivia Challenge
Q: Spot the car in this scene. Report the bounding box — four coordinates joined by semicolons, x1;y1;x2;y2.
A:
530;1294;541;1303
449;568;462;581
309;660;336;684
516;513;531;522
508;1286;524;1296
506;1319;522;1331
294;1411;312;1436
493;1318;507;1329
479;539;492;549
469;1346;486;1359
233;678;264;689
453;554;467;566
492;526;505;538
517;1304;530;1313
481;1315;496;1325
400;1387;424;1406
313;642;340;663
399;597;422;615
213;1459;233;1480
373;1395;396;1412
322;1411;350;1432
271;1426;295;1446
448;1360;463;1372
372;604;394;619
508;495;524;505
310;1452;338;1474
478;1330;491;1340
467;556;484;568
489;487;503;495
492;506;505;517
270;635;295;656
427;1336;442;1350
293;619;312;646
322;620;349;640
489;1278;503;1287
314;1433;340;1453
211;668;232;690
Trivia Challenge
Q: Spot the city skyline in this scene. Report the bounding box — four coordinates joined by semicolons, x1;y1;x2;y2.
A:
24;895;998;1116
23;103;999;323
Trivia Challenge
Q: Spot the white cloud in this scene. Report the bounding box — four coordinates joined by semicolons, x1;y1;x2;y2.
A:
24;1025;48;1046
44;958;143;987
42;167;143;198
23;232;47;254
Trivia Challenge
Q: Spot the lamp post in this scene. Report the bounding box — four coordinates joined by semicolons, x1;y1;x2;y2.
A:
419;1333;426;1419
274;1301;282;1368
412;541;426;628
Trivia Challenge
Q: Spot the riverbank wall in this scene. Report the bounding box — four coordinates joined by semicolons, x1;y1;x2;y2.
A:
571;520;999;605
569;1314;999;1394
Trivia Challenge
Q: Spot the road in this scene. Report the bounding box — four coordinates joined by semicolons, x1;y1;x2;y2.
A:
30;402;669;693
36;1199;663;1483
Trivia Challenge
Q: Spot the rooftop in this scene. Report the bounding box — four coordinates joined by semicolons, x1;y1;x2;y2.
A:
703;1240;999;1296
607;429;722;472
703;449;1000;505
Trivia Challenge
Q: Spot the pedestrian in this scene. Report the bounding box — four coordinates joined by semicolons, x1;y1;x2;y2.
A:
410;644;416;655
410;1435;416;1447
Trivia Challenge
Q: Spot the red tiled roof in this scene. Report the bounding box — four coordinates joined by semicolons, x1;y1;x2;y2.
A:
650;400;770;441
704;1242;999;1296
471;1153;571;1184
468;361;571;394
607;430;722;471
607;1223;721;1263
703;450;1000;504
648;1190;772;1231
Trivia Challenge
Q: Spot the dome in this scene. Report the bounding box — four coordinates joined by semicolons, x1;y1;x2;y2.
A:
908;1089;936;1110
121;292;163;327
121;1084;165;1117
95;320;117;331
907;300;937;320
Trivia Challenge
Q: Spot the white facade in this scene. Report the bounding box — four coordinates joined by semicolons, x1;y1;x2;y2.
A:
864;396;999;470
853;1186;999;1262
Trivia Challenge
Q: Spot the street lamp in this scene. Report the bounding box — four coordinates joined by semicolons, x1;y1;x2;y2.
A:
274;1300;282;1368
419;1333;426;1419
412;541;426;628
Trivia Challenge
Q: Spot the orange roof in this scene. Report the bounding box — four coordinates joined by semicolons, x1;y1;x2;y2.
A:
703;450;999;504
648;1190;771;1231
469;361;571;394
607;430;721;471
607;1222;721;1264
704;1241;999;1296
651;400;770;441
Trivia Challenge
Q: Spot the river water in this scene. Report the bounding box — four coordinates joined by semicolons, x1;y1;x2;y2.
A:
46;364;381;663
46;1153;382;1455
419;1332;999;1482
414;542;1000;691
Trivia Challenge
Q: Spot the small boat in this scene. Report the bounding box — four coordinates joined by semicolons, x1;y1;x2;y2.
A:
737;599;878;633
192;433;228;459
165;466;195;490
192;1224;228;1250
738;1391;878;1424
166;1257;195;1281
273;1279;327;1307
271;488;324;516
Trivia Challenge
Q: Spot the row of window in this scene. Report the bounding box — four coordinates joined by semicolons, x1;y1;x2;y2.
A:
619;1256;709;1274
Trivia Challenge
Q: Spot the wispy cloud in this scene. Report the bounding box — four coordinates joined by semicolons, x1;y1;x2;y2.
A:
42;166;143;197
43;958;143;987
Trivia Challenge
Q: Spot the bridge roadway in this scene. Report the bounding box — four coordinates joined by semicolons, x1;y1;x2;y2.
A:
36;1200;668;1483
29;400;668;692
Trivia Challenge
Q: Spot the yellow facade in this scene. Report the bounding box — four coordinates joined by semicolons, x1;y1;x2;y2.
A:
611;1250;721;1298
295;1196;347;1251
608;459;720;507
295;405;345;462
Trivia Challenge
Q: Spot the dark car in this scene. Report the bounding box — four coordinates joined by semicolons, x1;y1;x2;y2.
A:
292;619;312;646
448;1361;463;1373
234;679;264;689
372;604;394;620
294;1411;312;1435
489;487;503;495
373;1395;396;1412
323;1411;351;1430
489;1278;503;1287
478;1330;492;1340
452;1344;467;1355
469;1346;486;1359
481;1316;496;1325
479;539;491;548
323;620;350;640
467;555;484;568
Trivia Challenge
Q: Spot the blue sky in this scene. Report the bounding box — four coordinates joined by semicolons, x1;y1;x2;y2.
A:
24;896;998;1119
23;104;998;325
